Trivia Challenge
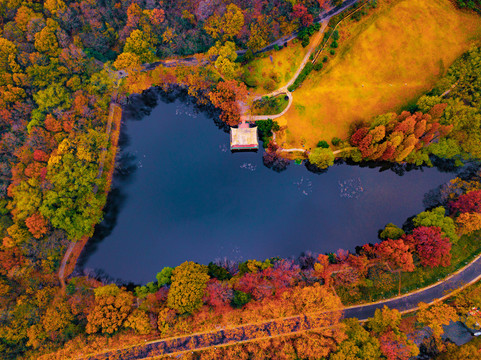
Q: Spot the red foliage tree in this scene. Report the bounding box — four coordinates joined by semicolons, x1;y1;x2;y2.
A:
236;260;300;300
375;239;415;295
204;279;233;308
450;190;481;214
350;127;369;146
44;114;63;133
403;226;451;268
292;4;313;27
375;239;415;272
150;8;165;26
379;330;414;360
33;150;49;162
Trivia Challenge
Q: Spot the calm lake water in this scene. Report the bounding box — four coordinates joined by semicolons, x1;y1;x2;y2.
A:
81;90;460;284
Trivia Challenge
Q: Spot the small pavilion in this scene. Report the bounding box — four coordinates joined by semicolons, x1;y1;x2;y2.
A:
230;122;258;151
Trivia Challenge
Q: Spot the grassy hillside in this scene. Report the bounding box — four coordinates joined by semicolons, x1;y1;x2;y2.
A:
279;0;481;150
240;40;310;95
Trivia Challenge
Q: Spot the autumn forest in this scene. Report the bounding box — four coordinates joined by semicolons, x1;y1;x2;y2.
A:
1;0;481;359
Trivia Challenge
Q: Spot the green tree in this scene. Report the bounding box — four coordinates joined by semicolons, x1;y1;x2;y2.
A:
156;267;174;286
380;223;405;240
308;147;335;169
413;206;458;244
232;290;251;308
39;133;107;240
331;318;382;360
123;29;156;63
167;261;209;314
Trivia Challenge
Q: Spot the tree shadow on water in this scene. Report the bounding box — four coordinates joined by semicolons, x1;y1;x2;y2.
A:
76;148;139;270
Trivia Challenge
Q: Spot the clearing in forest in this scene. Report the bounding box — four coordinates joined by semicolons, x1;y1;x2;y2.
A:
240;40;310;95
279;0;481;150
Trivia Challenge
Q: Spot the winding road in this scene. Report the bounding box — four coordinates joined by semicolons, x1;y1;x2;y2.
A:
83;253;481;360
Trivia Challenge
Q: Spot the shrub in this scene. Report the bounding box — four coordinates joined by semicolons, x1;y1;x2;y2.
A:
331;137;341;146
314;62;323;71
273;44;279;51
323;56;328;62
208;262;231;280
308;147;335;169
317;140;330;148
332;29;340;40
263;78;277;91
330;49;336;55
232;290;251;308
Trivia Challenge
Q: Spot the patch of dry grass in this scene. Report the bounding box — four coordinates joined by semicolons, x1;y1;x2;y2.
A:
279;0;481;150
239;40;310;95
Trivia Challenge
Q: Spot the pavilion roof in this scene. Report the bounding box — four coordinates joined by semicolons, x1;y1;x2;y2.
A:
230;126;258;150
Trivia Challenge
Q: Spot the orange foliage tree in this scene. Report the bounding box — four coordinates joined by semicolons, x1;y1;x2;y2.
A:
25;212;49;239
86;284;134;334
208;80;247;126
375;239;415;295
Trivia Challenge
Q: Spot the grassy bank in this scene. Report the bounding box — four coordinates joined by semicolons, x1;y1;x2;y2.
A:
278;0;481;150
251;95;290;115
239;40;310;94
338;230;481;306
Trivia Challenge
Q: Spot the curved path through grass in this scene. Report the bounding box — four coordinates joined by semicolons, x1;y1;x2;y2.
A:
83;252;481;360
242;1;362;123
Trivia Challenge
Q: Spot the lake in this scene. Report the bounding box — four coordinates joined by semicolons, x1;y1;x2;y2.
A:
80;89;460;284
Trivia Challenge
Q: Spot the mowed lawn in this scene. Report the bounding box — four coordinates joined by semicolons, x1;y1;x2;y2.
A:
281;0;481;149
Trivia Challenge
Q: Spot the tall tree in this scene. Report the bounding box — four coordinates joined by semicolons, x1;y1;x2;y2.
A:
86;284;134;334
403;226;451;268
167;261;210;314
375;239;414;295
209;80;247;126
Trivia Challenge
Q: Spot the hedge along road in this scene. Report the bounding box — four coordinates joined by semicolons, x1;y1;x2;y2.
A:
83;253;481;360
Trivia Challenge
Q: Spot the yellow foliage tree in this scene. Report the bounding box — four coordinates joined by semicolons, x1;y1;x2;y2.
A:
124;309;152;335
167;261;209;314
417;302;457;341
456;212;481;235
34;19;60;56
44;0;66;16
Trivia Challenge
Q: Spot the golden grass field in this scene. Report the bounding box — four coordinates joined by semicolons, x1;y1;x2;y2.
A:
279;0;481;150
240;40;310;95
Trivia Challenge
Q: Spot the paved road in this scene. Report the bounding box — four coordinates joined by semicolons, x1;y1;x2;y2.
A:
346;253;481;319
84;253;481;359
